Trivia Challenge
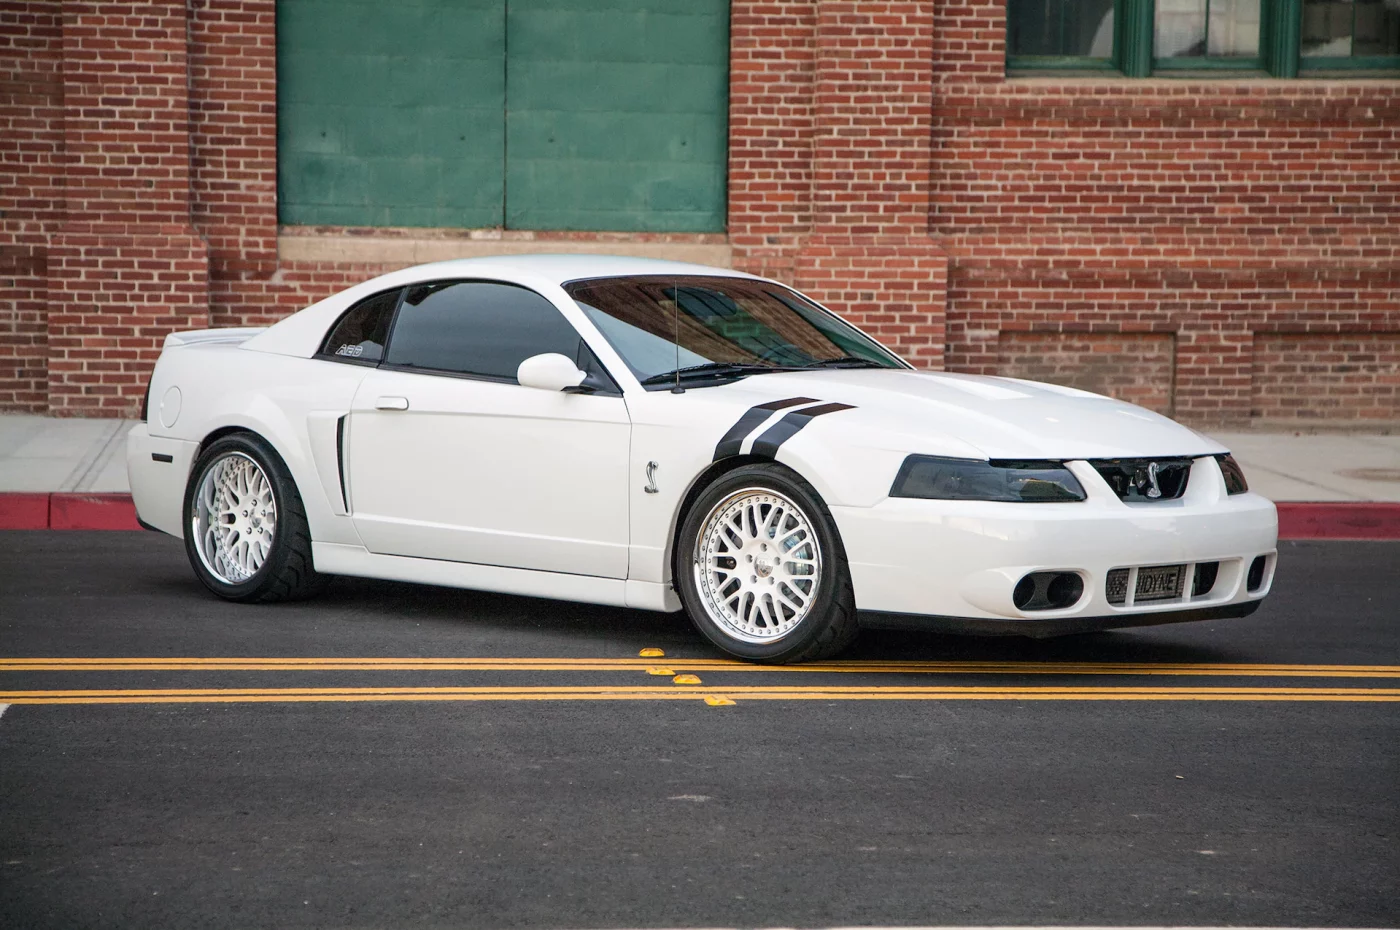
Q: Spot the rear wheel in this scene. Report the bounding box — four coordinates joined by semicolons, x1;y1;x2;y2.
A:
677;464;858;663
183;432;325;603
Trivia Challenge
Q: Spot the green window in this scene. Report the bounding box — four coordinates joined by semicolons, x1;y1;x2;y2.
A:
1005;0;1118;69
277;0;728;233
1301;0;1400;68
1154;0;1262;69
1007;0;1400;75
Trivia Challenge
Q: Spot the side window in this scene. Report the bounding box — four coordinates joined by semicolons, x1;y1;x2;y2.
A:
318;288;400;363
383;281;588;383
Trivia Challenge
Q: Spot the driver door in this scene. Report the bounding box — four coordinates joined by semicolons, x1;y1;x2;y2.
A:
345;280;631;579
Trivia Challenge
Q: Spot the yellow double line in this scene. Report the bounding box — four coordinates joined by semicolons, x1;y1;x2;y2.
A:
2;685;1398;705
2;656;1399;705
4;657;1400;678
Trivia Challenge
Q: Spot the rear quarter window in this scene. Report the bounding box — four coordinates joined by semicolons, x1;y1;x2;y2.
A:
318;288;401;364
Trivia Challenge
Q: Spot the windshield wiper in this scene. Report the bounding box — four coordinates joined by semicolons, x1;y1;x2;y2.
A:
639;362;797;386
801;356;887;369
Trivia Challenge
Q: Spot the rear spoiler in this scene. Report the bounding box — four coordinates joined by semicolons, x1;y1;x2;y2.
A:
162;327;267;349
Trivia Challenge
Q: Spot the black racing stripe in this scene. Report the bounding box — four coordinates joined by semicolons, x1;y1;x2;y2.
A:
712;397;820;461
750;402;856;460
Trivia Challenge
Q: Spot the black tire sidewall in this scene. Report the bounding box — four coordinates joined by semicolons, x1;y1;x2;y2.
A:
677;464;849;662
182;433;297;602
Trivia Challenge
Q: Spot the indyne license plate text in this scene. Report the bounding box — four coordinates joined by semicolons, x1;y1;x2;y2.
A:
1135;565;1184;601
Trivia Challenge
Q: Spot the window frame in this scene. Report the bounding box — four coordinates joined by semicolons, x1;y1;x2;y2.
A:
375;278;623;395
1005;0;1400;77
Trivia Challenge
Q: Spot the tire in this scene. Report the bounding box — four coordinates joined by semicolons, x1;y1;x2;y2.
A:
676;463;858;663
182;432;326;603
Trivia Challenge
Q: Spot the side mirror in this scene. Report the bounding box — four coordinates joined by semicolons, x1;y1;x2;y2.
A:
517;353;587;392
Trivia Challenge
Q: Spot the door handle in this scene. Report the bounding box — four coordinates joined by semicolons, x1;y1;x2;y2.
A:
375;396;409;411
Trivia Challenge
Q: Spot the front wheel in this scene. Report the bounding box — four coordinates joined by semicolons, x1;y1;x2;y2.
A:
676;464;858;663
183;432;325;603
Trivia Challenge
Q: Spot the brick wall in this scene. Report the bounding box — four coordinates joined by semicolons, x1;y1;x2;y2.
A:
926;0;1400;424
1253;333;1400;422
0;0;1396;422
998;332;1176;415
0;1;62;412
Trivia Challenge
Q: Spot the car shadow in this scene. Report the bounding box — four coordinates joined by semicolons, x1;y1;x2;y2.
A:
305;575;1243;665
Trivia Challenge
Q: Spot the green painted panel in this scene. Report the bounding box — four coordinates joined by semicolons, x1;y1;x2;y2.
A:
278;0;729;232
505;0;728;232
277;0;506;228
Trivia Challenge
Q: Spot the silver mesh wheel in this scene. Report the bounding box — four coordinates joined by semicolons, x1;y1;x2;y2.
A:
191;451;277;584
693;487;823;644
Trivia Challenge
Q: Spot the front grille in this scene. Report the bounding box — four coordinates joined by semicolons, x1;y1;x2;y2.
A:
1091;458;1193;502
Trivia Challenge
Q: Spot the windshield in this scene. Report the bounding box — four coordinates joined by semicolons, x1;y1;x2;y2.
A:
564;275;906;387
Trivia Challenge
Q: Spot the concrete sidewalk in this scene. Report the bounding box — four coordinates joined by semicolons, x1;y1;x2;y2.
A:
0;414;1397;501
0;416;135;494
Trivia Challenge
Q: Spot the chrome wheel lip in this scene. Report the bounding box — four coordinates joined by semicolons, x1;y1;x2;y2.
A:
692;486;823;645
191;451;278;585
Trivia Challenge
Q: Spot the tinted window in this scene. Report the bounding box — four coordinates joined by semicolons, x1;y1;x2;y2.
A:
319;288;400;363
384;281;586;382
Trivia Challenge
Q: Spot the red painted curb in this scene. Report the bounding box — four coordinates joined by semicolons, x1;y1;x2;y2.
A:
1;494;1399;539
1276;502;1400;541
0;493;51;530
48;493;143;531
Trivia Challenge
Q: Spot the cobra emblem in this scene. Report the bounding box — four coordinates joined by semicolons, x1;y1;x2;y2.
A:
1145;461;1162;499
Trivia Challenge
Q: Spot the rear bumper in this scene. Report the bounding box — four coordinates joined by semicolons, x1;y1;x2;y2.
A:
859;600;1261;638
126;423;199;538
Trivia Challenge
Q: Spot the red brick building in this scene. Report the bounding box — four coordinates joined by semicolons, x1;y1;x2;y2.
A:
2;0;1397;423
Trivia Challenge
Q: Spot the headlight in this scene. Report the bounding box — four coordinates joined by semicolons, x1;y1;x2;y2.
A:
1216;453;1248;494
890;455;1086;502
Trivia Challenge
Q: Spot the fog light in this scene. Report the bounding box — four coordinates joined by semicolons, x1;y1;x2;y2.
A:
1013;571;1084;611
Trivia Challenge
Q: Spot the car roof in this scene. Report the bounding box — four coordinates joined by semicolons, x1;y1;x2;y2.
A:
393;253;762;287
239;253;767;360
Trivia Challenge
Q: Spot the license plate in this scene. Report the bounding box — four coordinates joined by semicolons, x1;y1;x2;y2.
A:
1135;564;1184;602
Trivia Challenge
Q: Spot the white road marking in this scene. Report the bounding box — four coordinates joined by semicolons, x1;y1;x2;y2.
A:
0;703;8;720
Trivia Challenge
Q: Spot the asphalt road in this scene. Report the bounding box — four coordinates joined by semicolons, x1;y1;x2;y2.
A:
0;532;1397;930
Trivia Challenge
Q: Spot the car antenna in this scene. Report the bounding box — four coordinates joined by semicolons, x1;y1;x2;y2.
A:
671;278;684;394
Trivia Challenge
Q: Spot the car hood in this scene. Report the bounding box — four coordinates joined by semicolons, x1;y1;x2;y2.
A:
708;369;1225;460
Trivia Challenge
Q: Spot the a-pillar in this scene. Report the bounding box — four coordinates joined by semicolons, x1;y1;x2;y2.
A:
47;1;209;416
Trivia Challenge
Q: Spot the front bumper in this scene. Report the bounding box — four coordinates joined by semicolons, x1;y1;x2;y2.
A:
831;457;1277;633
859;600;1261;638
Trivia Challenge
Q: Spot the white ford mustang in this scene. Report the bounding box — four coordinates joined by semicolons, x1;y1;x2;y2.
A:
128;255;1277;662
